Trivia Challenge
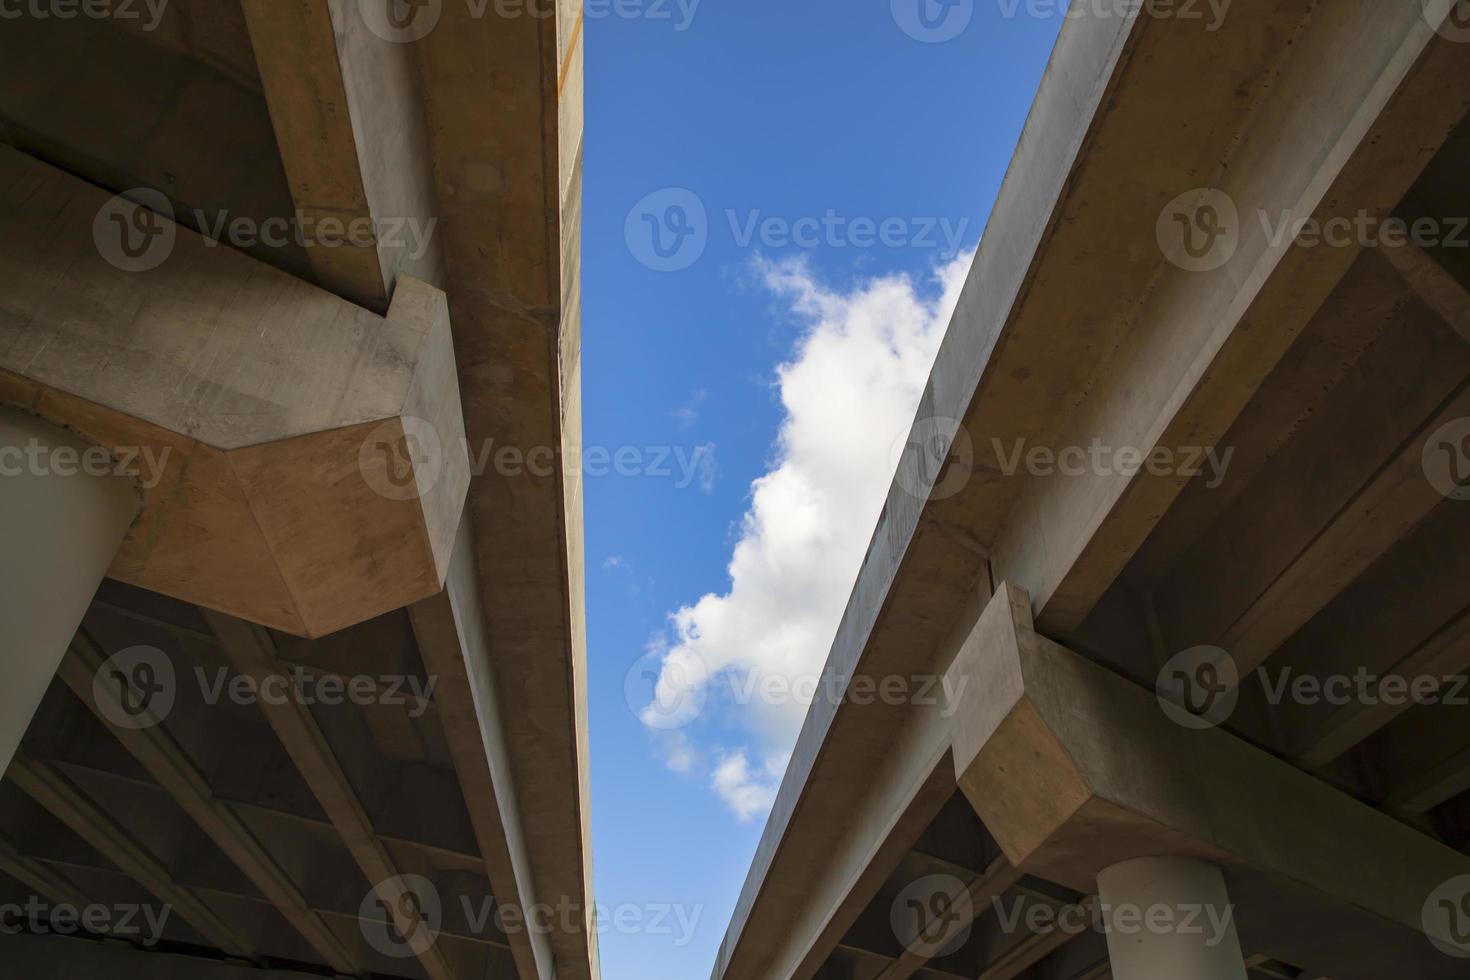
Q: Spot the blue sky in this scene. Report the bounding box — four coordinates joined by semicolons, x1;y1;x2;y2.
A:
582;3;1063;977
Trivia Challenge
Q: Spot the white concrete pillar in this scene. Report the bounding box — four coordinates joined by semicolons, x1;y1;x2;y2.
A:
0;408;139;770
1097;857;1249;980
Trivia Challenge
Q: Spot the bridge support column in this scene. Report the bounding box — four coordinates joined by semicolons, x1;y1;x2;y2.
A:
0;407;138;770
1097;857;1248;980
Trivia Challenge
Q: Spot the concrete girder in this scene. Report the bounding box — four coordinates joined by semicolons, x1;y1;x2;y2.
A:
411;3;594;978
949;583;1470;980
0;145;469;638
57;633;364;974
987;0;1470;637
240;0;445;311
409;518;558;980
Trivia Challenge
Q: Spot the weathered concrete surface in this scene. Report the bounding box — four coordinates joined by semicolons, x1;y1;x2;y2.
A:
950;584;1470;979
0;146;468;638
414;2;595;977
410;518;559;980
241;0;445;312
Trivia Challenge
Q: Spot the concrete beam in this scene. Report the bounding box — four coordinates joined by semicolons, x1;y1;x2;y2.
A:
410;519;555;980
57;631;362;975
1292;608;1470;768
1214;382;1470;676
240;0;444;311
878;855;1022;980
0;145;469;638
1373;706;1470;816
203;610;457;980
5;754;256;961
987;0;1470;636
0;5;310;281
975;892;1093;980
0;833;96;915
1381;239;1470;345
711;5;1137;971
412;3;594;977
1145;271;1470;671
1383;741;1470;816
949;584;1470;979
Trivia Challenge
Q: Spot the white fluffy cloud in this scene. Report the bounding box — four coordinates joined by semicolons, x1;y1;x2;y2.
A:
642;251;974;822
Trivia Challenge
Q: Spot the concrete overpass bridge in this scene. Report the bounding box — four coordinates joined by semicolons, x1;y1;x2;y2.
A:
0;1;594;978
709;3;1470;979
7;1;1470;979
